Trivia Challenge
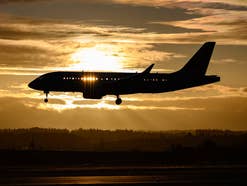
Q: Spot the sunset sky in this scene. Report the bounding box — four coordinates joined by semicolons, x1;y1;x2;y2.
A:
0;0;246;130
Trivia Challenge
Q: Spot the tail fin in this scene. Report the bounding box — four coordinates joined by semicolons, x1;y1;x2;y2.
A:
177;42;215;77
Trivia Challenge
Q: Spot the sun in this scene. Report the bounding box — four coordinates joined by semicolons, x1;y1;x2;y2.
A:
70;46;124;71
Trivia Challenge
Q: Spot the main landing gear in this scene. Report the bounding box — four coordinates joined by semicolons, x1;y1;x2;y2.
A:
115;95;122;105
44;91;49;103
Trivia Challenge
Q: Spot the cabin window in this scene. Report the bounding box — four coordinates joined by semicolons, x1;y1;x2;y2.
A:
81;76;98;82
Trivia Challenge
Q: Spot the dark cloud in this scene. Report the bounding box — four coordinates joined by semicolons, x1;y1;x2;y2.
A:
165;1;247;12
0;26;58;40
0;41;69;67
0;0;202;34
200;2;247;11
0;15;111;40
0;0;46;4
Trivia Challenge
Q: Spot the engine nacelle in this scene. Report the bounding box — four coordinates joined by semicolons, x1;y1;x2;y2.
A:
83;91;103;99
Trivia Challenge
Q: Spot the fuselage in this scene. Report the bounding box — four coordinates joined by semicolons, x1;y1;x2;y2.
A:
29;71;220;99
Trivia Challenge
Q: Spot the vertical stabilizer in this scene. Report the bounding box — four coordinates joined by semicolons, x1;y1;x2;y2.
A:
178;42;215;77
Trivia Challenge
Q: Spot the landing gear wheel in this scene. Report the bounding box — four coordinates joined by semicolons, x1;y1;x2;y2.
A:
44;91;49;103
115;98;122;105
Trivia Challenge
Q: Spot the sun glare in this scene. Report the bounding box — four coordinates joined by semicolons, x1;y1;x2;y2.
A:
71;46;124;71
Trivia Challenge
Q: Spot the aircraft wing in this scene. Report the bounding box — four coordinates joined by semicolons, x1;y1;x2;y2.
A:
142;64;154;74
107;64;154;89
120;63;154;82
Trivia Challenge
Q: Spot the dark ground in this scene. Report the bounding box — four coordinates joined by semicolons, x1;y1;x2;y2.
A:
1;129;247;185
0;150;247;185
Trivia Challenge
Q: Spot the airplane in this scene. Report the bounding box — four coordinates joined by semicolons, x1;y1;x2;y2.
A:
28;42;220;105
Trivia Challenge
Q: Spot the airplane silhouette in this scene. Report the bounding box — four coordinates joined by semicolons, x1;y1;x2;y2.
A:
28;42;220;105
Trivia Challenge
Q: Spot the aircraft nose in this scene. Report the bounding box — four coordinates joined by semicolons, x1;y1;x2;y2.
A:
28;80;37;89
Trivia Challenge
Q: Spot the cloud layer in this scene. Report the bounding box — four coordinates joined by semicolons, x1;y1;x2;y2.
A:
0;0;246;130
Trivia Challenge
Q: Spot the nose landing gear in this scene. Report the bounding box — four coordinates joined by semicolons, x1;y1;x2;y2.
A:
115;95;122;105
44;91;49;103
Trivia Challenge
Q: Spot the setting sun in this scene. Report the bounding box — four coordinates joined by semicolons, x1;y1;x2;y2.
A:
71;46;124;71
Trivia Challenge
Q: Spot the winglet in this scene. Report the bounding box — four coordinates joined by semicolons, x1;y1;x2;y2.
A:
142;64;154;74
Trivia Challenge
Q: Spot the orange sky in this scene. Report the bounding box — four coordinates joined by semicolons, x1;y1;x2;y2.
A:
0;0;246;130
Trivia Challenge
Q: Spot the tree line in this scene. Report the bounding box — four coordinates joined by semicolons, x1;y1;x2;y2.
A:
0;128;246;151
